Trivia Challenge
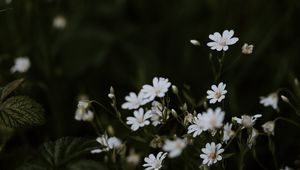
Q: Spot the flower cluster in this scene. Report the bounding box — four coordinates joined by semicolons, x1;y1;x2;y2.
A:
123;77;171;131
71;29;297;169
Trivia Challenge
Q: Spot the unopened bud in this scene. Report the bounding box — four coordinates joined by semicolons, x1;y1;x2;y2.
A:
180;103;188;112
295;78;299;87
107;125;115;136
171;85;178;95
190;39;200;46
241;43;254;54
280;95;290;103
171;109;177;118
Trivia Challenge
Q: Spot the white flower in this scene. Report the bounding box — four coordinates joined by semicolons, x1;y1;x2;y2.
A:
247;128;258;148
91;135;122;153
222;123;234;143
141;77;171;103
187;113;206;137
143;152;167;170
5;0;12;4
206;82;227;104
260;92;279;111
262;121;275;135
190;39;200;46
150;101;168;126
207;30;239;51
200;142;224;166
126;149;141;165
202;107;225;131
126;108;152;131
122;92;147;110
10;57;31;73
241;43;254;54
53;15;67;30
280;166;294;170
162;138;187;158
75;101;94;122
232;114;262;129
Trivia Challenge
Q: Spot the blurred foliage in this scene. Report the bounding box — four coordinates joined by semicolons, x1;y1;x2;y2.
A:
1;0;300;169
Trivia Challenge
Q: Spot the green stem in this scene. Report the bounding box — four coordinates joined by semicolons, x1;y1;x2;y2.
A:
274;117;300;128
268;136;278;169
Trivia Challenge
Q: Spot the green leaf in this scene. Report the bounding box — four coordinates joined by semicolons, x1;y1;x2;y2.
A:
0;78;24;102
17;137;99;170
0;96;45;128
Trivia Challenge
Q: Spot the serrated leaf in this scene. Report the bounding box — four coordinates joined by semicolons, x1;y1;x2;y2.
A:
0;78;24;102
17;137;99;170
0;96;45;128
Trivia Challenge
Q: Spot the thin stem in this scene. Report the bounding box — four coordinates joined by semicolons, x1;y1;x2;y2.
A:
268;136;278;169
224;127;241;150
274;117;300;128
209;53;217;80
252;148;268;170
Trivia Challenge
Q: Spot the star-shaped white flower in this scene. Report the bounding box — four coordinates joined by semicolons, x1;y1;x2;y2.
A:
207;82;227;104
162;138;187;158
10;56;31;73
187;113;207;137
202;107;225;131
222;123;234;143
260;92;279;111
207;30;239;51
141;77;171;103
126;108;152;131
232;114;262;129
143;152;167;170
200;142;224;166
91;135;122;153
122;92;147;110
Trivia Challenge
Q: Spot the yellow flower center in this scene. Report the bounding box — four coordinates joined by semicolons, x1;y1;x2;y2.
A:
215;91;222;99
209;151;217;160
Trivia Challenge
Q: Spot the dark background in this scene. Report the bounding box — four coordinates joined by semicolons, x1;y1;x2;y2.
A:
0;0;300;169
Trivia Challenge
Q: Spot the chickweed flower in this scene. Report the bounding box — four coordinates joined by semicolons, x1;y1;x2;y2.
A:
187;113;206;137
126;108;152;131
91;135;122;153
202;107;225;131
262;121;275;135
206;82;227;104
122;92;147;110
207;30;239;51
260;92;279;111
200;142;224;166
232;114;262;129
143;152;167;170
126;149;141;166
53;15;67;30
241;43;254;54
10;56;31;73
75;100;94;122
162;138;187;158
222;123;234;143
280;166;294;170
141;77;171;103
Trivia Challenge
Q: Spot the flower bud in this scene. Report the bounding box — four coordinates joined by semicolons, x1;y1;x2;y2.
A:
190;39;200;46
241;43;254;54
